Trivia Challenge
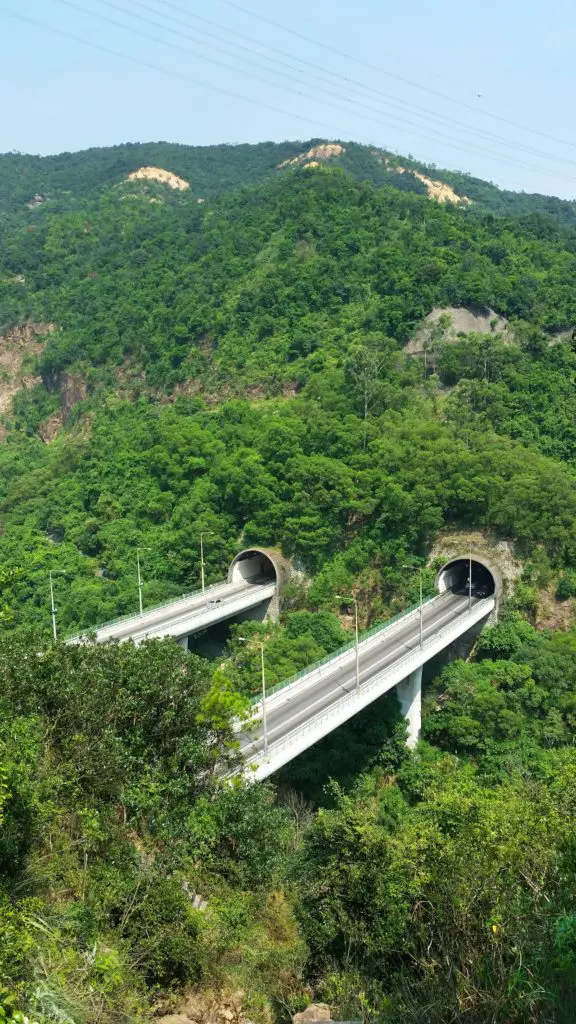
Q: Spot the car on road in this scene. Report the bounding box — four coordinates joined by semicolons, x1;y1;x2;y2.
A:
206;597;222;608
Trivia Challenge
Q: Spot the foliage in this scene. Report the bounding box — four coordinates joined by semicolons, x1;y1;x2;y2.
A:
0;637;302;1018
2;139;576;1022
296;749;576;1022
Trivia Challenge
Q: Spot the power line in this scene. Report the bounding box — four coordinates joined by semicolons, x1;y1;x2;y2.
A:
3;3;575;187
215;0;576;154
51;0;576;182
0;6;345;132
139;0;576;169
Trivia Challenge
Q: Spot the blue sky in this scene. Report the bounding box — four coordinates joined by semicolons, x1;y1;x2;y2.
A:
1;0;575;198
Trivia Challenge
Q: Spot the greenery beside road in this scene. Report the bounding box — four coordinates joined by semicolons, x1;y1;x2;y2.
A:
2;149;576;1021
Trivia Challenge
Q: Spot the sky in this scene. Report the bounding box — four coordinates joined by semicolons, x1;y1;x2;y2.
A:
1;0;576;198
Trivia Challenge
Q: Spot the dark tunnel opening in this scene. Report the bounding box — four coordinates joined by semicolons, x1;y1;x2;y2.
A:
229;549;277;586
437;558;496;598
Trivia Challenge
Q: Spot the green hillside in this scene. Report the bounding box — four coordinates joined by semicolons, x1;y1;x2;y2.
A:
2;165;576;635
2;137;576;225
2;150;576;1023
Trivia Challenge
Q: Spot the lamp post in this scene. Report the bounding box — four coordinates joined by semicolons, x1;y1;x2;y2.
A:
136;547;150;616
336;595;360;690
48;570;66;642
238;636;268;755
402;565;424;649
469;547;473;611
200;531;212;594
259;642;267;755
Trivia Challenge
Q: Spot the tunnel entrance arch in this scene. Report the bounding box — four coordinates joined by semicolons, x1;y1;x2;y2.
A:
229;549;277;586
228;548;291;620
435;554;500;603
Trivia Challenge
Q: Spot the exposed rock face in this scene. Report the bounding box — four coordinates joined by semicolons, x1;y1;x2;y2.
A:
0;323;54;435
430;529;524;616
408;168;470;204
374;153;471;204
293;1005;333;1024
405;306;512;356
278;144;345;168
126;166;190;190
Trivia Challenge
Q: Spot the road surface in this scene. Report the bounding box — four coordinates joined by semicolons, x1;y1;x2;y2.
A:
68;575;275;644
238;590;489;757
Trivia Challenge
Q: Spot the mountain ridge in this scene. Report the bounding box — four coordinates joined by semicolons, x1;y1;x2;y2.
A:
2;137;576;227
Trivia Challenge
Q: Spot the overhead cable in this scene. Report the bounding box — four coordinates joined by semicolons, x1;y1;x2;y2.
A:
133;0;576;168
51;0;576;182
215;0;576;153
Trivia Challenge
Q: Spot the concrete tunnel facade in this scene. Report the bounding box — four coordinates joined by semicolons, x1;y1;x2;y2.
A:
435;553;501;620
228;547;291;620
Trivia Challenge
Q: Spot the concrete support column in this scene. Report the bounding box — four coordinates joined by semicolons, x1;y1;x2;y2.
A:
397;667;422;749
177;636;189;651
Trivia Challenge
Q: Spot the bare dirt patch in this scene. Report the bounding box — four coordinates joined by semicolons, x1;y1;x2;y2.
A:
548;328;573;348
37;410;64;443
0;323;54;433
277;143;345;168
126;166;190;190
535;587;575;631
155;989;271;1024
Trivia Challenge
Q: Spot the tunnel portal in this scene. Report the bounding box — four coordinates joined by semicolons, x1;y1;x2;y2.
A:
436;557;497;599
228;548;278;586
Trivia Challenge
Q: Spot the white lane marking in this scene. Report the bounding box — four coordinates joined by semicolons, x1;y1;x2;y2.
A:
98;582;274;641
240;597;485;751
257;596;470;721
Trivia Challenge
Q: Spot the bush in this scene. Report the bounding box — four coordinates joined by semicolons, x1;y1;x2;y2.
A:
120;875;203;988
556;572;576;601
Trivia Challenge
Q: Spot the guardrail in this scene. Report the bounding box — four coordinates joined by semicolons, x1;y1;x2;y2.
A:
248;596;495;768
248;592;440;706
66;573;269;643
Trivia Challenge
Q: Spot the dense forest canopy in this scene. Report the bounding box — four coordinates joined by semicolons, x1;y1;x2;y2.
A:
3;137;576;224
2;164;576;634
1;141;576;1022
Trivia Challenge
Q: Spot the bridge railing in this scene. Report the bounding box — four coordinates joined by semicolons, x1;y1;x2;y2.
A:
66;573;268;644
248;595;495;764
249;593;440;706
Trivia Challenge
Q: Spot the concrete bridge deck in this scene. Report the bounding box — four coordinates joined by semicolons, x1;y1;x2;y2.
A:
67;575;276;645
237;590;495;779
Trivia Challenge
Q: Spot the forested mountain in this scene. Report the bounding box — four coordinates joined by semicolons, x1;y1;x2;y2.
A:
2;147;576;1022
2;137;576;225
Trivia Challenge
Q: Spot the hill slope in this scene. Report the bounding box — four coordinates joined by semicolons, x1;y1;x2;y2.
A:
2;165;576;405
2;137;576;226
2;140;576;1024
1;164;576;636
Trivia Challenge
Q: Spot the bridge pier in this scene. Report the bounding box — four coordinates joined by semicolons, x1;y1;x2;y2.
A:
397;667;422;749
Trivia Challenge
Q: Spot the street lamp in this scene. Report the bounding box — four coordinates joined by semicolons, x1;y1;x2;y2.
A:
238;636;268;755
136;547;150;616
48;570;67;642
200;531;213;594
402;565;424;649
469;546;473;611
336;595;360;690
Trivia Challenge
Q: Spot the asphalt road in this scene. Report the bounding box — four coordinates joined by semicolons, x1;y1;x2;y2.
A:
72;576;274;643
239;590;490;756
